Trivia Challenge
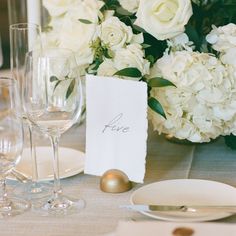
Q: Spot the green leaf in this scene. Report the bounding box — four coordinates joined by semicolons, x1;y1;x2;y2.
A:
114;67;142;78
50;75;58;82
104;48;113;59
78;19;93;24
147;85;151;97
142;44;151;49
146;55;156;66
148;77;176;88
116;6;133;16
148;97;166;119
43;26;53;32
132;24;146;33
100;0;120;11
66;79;75;99
53;80;61;92
90;59;102;71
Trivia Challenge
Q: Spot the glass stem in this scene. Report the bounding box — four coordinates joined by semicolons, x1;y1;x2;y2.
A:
50;135;61;199
0;178;10;208
28;123;38;183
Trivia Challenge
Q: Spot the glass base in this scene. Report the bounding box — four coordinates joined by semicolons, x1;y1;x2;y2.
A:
27;182;52;198
0;197;31;218
33;194;85;216
13;181;52;200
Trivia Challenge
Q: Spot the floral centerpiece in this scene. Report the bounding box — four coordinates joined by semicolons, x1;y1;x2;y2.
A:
42;0;236;147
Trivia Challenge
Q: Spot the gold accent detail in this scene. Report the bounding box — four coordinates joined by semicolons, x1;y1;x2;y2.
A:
172;227;195;236
100;169;132;193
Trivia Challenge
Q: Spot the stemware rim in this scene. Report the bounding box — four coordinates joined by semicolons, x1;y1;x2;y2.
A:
26;47;76;60
0;77;16;87
27;47;75;54
10;23;41;30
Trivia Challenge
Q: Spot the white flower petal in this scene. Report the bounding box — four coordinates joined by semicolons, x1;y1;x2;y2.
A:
134;0;192;40
149;50;233;142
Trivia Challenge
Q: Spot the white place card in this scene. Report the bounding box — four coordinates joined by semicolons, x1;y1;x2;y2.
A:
85;75;148;183
115;222;236;236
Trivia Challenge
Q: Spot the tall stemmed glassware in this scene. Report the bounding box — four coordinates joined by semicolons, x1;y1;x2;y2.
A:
10;23;41;93
23;48;85;215
9;23;50;196
0;77;30;217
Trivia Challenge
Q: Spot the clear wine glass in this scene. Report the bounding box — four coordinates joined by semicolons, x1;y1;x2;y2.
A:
9;23;51;197
0;77;31;217
23;48;85;215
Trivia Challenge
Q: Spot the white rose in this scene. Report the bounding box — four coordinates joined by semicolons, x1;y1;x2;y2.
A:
41;31;59;49
131;33;144;44
100;17;133;50
103;10;115;20
97;60;117;77
118;0;140;13
48;16;65;32
113;44;150;79
97;44;150;80
134;0;193;40
58;0;103;68
43;0;79;17
206;24;236;52
41;16;65;49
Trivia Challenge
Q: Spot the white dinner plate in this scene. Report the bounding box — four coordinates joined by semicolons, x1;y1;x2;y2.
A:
8;146;85;182
130;179;236;222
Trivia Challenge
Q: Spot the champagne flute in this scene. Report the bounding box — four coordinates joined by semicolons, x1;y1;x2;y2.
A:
9;23;51;196
23;48;85;215
0;77;30;217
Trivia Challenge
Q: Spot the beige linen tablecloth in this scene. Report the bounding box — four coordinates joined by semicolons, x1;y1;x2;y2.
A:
0;122;235;236
0;69;236;235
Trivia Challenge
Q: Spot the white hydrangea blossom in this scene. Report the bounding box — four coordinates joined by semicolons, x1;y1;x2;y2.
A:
149;50;236;142
220;48;236;69
206;23;236;52
167;33;194;52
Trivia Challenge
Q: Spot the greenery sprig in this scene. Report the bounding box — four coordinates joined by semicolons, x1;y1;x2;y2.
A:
50;75;76;99
113;68;176;119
